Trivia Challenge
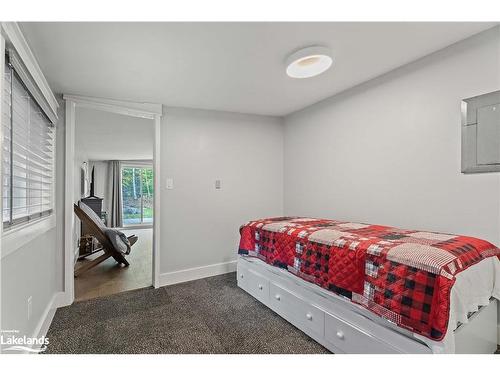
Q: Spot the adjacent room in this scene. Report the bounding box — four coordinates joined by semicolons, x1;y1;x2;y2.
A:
73;107;154;301
0;20;499;356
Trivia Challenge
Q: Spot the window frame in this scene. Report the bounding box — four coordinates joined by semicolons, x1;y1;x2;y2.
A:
2;56;56;232
120;162;153;227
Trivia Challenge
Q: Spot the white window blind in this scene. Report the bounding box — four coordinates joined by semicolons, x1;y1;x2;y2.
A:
2;60;55;229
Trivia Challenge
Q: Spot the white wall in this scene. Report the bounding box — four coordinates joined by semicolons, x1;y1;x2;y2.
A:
160;108;283;276
1;99;65;348
75;107;154;161
284;27;500;246
1;228;58;342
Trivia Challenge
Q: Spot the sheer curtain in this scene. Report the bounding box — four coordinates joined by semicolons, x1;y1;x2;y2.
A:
107;160;122;228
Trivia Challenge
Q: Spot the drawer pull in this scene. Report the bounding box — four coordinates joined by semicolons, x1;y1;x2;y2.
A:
306;313;313;321
275;294;281;301
258;284;263;290
336;331;345;340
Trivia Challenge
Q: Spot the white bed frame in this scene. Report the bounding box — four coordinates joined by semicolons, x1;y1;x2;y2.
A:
237;256;498;354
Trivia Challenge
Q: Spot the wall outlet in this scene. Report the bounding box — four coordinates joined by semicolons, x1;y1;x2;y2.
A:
215;179;221;190
27;296;32;321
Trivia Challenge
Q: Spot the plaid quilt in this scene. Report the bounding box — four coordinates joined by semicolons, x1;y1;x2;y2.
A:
238;217;500;341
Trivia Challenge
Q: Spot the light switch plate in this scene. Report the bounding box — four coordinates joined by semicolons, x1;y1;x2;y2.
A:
166;178;174;190
215;179;221;190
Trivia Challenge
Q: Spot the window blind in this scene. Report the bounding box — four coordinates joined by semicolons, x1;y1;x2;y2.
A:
2;60;55;228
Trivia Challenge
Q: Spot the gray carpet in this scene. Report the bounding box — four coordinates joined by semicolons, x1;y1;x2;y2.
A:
44;272;330;354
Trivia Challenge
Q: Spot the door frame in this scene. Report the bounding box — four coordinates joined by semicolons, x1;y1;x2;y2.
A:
62;94;162;306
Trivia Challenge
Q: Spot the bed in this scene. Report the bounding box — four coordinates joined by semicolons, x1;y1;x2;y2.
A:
237;217;500;353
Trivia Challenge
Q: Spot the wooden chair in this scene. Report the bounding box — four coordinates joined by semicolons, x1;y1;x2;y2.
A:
74;203;138;277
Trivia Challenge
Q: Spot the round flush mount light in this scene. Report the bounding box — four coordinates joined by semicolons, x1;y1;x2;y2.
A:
286;46;333;79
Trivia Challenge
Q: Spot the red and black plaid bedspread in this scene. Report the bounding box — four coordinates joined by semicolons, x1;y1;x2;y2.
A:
238;217;500;341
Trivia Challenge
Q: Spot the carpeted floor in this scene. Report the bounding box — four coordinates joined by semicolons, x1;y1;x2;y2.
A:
44;272;330;354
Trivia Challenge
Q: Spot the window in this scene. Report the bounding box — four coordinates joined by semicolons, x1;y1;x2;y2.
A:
2;60;55;229
121;166;153;225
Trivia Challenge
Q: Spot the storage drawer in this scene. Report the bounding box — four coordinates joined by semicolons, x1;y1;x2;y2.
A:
236;260;248;290
245;268;269;304
325;312;395;353
269;282;324;337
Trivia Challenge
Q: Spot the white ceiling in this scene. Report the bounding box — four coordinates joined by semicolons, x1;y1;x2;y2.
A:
21;22;497;116
75;107;154;161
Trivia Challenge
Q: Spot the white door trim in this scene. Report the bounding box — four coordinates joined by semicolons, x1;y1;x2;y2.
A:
62;95;163;306
63;99;76;306
153;114;161;288
0;33;5;354
63;94;161;119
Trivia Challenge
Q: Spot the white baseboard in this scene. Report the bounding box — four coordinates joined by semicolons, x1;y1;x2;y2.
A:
54;291;73;307
159;260;237;287
30;291;65;353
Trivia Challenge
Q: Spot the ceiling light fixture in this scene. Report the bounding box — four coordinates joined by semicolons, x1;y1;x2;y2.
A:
286;46;333;79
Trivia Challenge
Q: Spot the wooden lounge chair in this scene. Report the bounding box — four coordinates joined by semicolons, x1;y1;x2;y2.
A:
74;203;138;277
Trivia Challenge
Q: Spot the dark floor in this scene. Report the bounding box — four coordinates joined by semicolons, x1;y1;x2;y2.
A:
44;272;330;354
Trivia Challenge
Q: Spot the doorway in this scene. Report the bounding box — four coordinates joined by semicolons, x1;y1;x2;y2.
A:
72;109;155;301
63;95;162;306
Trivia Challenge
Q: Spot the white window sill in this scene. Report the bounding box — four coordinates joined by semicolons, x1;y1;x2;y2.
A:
1;214;56;259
